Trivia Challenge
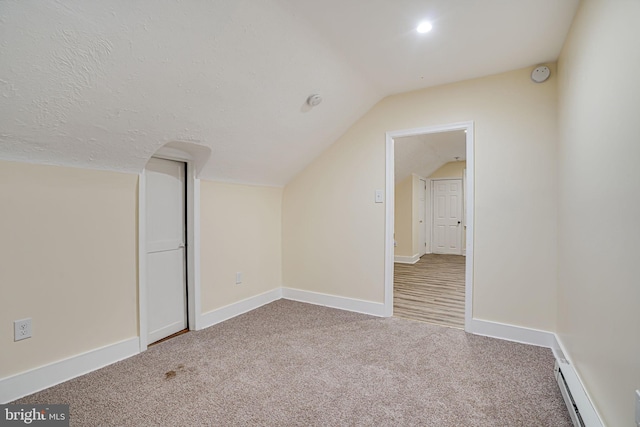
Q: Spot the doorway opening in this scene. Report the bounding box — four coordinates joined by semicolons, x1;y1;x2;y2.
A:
148;328;190;347
139;142;207;351
384;122;474;331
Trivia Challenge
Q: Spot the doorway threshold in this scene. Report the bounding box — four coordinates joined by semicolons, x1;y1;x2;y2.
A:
148;329;189;347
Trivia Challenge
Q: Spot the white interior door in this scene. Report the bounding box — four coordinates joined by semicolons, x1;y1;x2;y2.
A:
432;179;463;255
418;178;427;256
145;158;187;344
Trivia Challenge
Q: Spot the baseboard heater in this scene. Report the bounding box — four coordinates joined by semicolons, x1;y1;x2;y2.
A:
554;358;603;427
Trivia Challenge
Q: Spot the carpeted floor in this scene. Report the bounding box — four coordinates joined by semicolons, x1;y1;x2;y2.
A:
14;300;571;426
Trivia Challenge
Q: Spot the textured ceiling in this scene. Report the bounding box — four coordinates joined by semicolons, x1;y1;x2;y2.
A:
394;131;466;183
0;0;579;186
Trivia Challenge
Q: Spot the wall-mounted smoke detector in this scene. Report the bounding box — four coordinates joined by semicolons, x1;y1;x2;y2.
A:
306;94;322;107
531;65;550;83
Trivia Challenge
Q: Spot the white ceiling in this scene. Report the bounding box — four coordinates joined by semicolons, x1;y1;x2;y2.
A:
280;0;580;95
0;0;579;186
394;131;466;183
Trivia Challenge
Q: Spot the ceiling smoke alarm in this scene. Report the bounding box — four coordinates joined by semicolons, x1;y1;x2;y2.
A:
306;94;322;107
531;65;550;83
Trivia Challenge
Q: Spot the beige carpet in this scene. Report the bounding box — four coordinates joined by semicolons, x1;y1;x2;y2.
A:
14;300;571;426
394;254;466;328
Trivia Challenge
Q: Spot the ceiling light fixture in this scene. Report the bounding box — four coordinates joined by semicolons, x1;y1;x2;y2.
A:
416;21;432;33
306;94;322;107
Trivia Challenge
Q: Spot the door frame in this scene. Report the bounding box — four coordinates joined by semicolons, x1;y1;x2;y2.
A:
385;121;474;331
418;177;427;257
138;150;202;352
430;178;463;255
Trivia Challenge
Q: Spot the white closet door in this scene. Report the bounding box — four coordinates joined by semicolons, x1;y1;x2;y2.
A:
145;158;187;344
432;179;463;255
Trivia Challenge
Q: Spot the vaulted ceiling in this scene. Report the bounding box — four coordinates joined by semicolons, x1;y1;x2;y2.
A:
0;0;579;186
395;131;466;183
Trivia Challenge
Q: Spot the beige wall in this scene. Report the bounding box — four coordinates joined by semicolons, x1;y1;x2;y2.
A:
283;65;558;329
200;181;282;312
556;1;640;425
0;164;283;381
429;161;466;179
393;175;413;257
0;161;138;378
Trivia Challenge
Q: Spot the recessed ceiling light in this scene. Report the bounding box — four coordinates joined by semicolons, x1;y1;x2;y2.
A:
416;21;432;33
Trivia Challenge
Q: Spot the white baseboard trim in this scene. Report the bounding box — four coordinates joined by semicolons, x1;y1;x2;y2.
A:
552;335;605;427
282;287;385;317
469;319;557;348
199;288;282;330
0;337;139;404
394;254;420;264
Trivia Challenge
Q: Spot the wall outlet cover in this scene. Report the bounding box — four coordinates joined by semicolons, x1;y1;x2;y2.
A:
14;318;32;341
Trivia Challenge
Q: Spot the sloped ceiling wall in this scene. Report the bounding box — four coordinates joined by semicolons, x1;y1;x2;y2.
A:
0;0;579;186
394;131;466;183
0;0;380;185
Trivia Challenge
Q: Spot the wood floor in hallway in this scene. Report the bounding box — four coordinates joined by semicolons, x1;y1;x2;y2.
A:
393;253;465;328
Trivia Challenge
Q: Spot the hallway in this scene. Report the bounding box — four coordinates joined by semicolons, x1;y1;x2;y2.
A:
393;254;465;328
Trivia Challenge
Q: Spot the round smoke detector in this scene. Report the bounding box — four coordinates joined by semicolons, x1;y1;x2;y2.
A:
531;65;550;83
306;94;322;107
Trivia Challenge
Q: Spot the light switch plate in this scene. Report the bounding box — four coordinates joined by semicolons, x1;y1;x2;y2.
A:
374;190;384;203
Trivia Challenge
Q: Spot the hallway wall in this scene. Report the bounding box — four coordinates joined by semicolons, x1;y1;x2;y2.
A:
556;1;640;424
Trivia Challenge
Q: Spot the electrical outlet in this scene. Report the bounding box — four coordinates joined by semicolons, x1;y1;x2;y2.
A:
14;318;32;341
635;389;640;427
236;272;242;285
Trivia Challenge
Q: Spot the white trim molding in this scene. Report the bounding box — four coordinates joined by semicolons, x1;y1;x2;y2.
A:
282;288;386;317
199;289;283;330
469;319;557;348
190;177;203;330
394;254;420;264
0;338;139;404
385;121;475;328
137;172;148;351
384;130;395;317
